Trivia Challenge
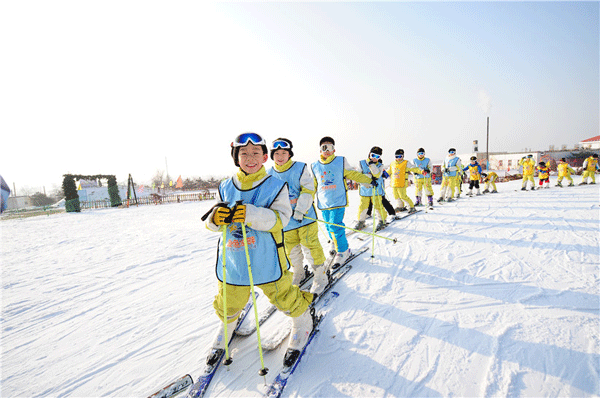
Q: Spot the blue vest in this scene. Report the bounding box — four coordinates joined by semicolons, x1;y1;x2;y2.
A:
216;176;289;286
413;157;431;180
311;156;347;210
444;156;460;177
358;160;385;197
268;162;318;232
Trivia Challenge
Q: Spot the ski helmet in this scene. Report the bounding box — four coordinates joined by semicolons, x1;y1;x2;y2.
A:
594;154;599;158
448;148;456;153
230;132;268;167
470;156;477;161
395;149;405;157
270;138;294;160
539;161;546;167
417;148;425;154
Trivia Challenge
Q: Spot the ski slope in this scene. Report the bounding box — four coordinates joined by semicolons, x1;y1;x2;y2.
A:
1;178;598;397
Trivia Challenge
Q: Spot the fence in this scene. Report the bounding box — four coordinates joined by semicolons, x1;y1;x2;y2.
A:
80;191;217;209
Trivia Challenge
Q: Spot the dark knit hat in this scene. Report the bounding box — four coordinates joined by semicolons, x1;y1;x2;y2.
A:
369;146;383;156
320;136;335;146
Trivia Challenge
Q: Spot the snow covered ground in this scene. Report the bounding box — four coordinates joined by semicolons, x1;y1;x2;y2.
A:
2;177;598;397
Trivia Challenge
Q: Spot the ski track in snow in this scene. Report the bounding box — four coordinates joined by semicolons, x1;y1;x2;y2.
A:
1;179;599;397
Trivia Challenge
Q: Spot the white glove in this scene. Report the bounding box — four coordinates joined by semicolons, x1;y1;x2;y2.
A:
292;210;304;222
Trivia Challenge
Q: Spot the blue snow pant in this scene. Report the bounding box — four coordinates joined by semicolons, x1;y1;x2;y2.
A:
321;207;348;253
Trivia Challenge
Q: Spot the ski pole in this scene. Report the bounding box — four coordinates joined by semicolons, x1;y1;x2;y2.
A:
371;188;378;258
304;216;397;243
316;219;331;244
240;221;269;378
220;225;232;367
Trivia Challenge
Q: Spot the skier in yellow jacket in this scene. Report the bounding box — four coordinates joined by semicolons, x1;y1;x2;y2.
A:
354;146;388;231
438;148;463;202
519;154;536;191
536;162;550;189
556;158;575;187
204;132;314;369
579;154;599;185
481;171;498;193
268;138;328;295
387;148;421;214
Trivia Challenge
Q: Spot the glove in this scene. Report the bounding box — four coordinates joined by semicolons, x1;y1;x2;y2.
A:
292;210;304;222
231;204;246;223
212;206;232;226
371;176;379;187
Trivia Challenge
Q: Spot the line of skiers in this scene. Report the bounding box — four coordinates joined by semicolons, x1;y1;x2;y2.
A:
201;132;599;370
518;153;599;190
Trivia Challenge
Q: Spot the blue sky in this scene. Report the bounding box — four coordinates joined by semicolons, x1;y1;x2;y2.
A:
1;1;598;192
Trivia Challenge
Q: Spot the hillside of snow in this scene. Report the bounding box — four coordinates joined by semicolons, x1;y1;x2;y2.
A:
2;178;599;397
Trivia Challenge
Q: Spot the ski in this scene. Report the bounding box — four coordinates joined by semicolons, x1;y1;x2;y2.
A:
356;211;421;241
264;292;340;398
237;266;313;336
260;247;367;351
148;374;193;398
260;265;353;351
149;293;256;398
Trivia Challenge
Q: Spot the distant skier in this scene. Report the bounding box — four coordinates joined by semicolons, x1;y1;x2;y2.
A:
354;146;387;231
438;148;463;202
518;154;536;190
267;138;328;295
579;154;599;185
311;136;373;269
204;132;314;368
463;156;482;196
536;162;550;189
387;148;420;213
481;171;498;193
413;148;434;208
556;158;575;187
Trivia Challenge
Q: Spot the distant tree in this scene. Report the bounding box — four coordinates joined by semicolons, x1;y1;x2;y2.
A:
30;192;55;207
152;170;165;188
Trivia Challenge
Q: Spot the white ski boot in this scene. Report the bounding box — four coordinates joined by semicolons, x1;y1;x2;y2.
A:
331;248;351;269
352;220;366;230
206;320;237;366
309;263;328;295
284;308;315;367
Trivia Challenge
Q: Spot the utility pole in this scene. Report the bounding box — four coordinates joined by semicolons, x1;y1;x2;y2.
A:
486;117;490;170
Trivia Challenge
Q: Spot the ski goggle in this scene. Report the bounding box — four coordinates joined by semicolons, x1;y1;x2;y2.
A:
449;151;456;154
396;154;404;159
417;152;425;156
527;155;533;158
370;153;381;159
232;132;266;147
320;144;334;152
272;140;291;150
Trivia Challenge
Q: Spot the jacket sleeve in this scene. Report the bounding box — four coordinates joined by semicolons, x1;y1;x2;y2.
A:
294;166;316;215
244;184;292;233
343;158;373;184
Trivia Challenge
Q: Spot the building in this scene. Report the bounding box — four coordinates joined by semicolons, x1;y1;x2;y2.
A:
579;135;600;150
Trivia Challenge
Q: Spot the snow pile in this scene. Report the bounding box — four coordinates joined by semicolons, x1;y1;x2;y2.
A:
1;177;598;397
